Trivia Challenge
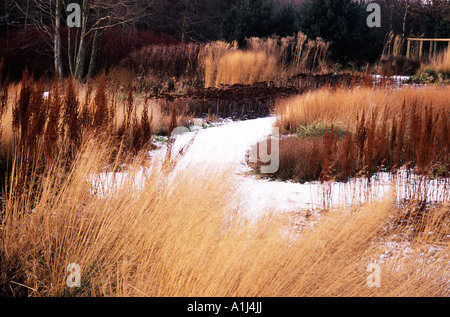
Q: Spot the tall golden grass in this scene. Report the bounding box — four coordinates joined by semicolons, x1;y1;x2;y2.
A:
276;85;450;133
213;50;279;87
433;46;450;73
381;32;404;58
272;85;450;181
0;71;193;152
201;40;280;88
421;46;450;74
201;33;330;88
0;134;448;297
0;60;448;298
0;72;198;212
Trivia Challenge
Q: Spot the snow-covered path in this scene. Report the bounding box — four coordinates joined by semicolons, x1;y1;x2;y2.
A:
172;117;276;169
170;117;335;215
93;116;448;219
170;117;448;218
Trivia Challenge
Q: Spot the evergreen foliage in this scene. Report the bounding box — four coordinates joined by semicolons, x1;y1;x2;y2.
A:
297;0;383;64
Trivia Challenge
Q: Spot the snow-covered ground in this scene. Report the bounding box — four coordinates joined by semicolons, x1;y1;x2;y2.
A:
172;117;447;216
372;74;411;86
92;116;449;220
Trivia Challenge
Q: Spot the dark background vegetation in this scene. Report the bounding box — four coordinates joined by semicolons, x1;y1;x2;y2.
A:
0;0;449;81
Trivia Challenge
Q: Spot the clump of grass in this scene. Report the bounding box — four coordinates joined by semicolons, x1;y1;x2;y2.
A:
319;126;337;182
296;123;347;139
276;85;450;134
0;58;9;118
261;136;323;182
426;45;450;74
62;76;81;153
340;125;354;181
381;32;403;59
201;40;238;88
363;110;378;180
43;74;62;161
201;34;330;88
378;32;421;76
92;72;108;131
0;134;448;296
120;43;204;91
0;70;164;196
271;85;450;182
415;46;450;83
0;72;448;297
12;69;33;144
212;50;279;87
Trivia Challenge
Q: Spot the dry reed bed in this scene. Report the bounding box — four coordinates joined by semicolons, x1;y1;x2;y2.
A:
270;85;450;182
0;135;448;297
1;71;156;150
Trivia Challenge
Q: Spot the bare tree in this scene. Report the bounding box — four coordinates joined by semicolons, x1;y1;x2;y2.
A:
137;0;236;42
2;0;20;48
54;0;63;76
12;0;147;79
71;0;151;79
12;0;63;76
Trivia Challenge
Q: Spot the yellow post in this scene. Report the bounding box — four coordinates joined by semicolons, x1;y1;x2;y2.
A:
433;41;437;58
429;40;434;60
406;39;411;59
419;41;423;59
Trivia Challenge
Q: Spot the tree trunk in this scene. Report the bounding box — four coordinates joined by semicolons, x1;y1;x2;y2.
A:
402;5;409;39
181;0;189;43
87;29;100;79
74;0;89;80
24;0;30;29
54;0;63;77
4;0;10;48
74;28;79;71
68;28;74;76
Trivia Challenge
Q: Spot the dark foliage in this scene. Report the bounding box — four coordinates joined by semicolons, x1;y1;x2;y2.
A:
297;0;383;64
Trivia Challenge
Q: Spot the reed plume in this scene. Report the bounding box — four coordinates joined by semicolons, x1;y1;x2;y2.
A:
43;74;62;161
63;76;81;151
